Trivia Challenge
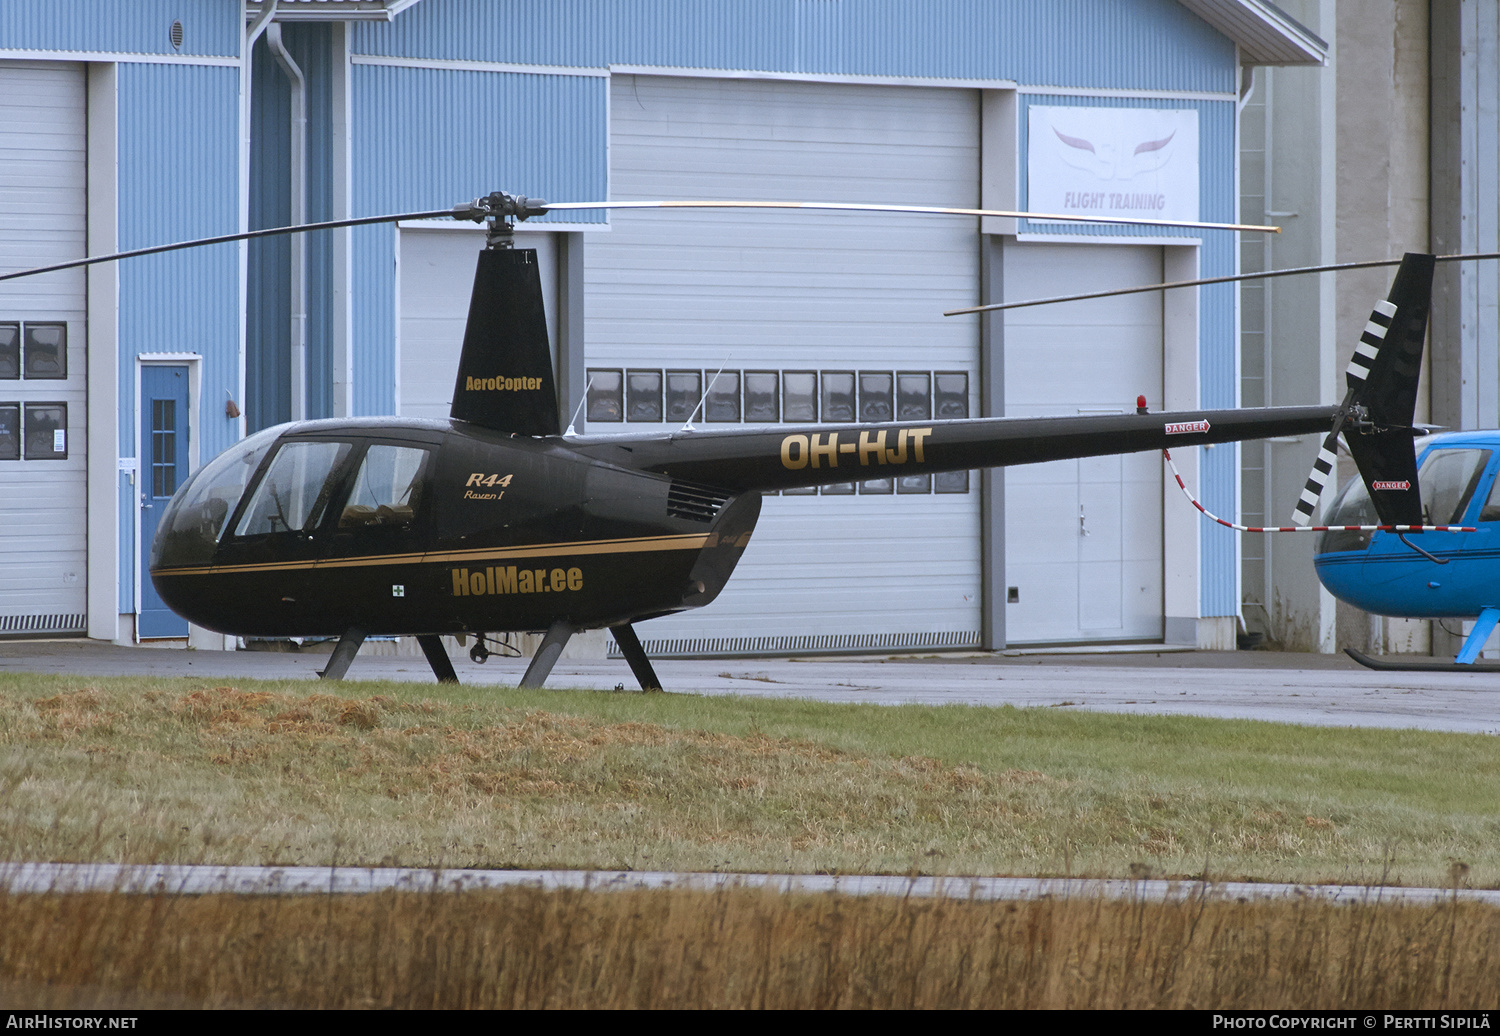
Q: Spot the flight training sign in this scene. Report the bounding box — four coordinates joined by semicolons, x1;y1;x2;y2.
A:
1026;106;1199;228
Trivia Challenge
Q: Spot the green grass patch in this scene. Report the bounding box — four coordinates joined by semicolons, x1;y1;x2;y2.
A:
0;671;1495;886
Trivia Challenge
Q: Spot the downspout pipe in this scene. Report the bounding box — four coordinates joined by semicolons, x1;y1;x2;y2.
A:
266;21;308;423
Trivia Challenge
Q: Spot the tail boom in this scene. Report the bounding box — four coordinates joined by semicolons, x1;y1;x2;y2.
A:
575;405;1337;493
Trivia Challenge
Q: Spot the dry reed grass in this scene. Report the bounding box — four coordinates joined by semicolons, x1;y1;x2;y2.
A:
0;884;1496;1009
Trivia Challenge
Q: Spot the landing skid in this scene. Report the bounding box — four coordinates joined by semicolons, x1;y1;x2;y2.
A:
1345;648;1500;673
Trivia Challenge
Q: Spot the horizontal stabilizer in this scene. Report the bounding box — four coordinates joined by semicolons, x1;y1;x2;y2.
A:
449;248;560;437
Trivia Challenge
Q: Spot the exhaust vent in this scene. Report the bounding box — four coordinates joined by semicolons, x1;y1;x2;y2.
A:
667;480;729;523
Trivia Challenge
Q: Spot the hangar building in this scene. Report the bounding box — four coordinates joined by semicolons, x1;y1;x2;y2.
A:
0;0;1324;656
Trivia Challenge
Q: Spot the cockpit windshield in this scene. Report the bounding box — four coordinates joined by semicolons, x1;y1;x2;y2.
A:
1318;475;1378;554
1318;446;1492;555
149;425;285;568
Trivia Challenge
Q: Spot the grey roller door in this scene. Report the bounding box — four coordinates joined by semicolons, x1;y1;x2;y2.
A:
1003;241;1164;644
589;75;981;655
0;62;87;636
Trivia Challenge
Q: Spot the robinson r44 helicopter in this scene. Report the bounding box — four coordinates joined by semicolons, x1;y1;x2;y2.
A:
0;192;1452;687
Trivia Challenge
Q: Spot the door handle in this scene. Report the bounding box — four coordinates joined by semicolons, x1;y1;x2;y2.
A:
1079;504;1089;537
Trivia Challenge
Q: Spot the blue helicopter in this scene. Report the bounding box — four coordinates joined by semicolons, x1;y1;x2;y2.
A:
1315;426;1500;671
1245;252;1500;672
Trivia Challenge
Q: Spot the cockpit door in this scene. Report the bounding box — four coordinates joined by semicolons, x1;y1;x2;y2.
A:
322;442;434;562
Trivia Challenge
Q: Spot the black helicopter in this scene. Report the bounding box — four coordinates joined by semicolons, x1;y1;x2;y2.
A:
3;192;1430;690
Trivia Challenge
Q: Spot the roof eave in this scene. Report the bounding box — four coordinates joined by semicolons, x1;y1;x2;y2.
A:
1177;0;1328;66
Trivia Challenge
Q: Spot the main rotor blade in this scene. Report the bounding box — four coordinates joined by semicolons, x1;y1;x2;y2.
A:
0;206;464;284
539;199;1281;235
945;251;1500;316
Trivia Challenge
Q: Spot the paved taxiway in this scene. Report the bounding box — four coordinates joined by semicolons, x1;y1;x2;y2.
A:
8;861;1500;907
3;639;1498;734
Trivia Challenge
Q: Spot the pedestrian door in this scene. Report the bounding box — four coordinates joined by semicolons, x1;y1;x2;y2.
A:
139;366;189;637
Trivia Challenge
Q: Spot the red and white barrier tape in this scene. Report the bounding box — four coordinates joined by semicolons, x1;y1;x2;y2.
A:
1161;449;1474;533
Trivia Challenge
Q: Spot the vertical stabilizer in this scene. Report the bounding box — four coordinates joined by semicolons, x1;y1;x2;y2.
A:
449;248;560;436
1291;252;1434;527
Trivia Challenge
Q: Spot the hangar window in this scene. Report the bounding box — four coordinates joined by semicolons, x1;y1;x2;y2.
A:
705;371;740;422
626;370;663;422
860;477;893;494
782;371;817;422
859;372;893;422
744;371;779;422
341;445;429;530
898;473;931;494
235;440;351;537
0;324;17;379
150;399;177;497
664;370;702;422
897;373;931;420
821;372;855;422
23;324;65;379
0;404;17;460
22;403;66;459
585;369;623;422
934;372;969;419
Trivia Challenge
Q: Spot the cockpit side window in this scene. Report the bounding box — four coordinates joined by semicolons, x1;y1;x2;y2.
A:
1419;449;1492;526
234;441;352;537
340;444;429;530
1478;464;1500;522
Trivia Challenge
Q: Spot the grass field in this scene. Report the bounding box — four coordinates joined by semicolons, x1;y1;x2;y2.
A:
2;885;1498;1008
0;671;1495;887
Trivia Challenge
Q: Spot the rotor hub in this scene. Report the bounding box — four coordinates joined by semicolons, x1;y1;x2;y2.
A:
452;191;549;249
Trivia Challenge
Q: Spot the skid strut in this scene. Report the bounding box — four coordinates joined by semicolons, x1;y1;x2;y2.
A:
611;622;663;692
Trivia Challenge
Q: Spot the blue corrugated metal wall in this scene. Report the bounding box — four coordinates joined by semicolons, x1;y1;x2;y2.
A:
115;61;240;612
351;0;1236;95
0;0;237;57
248;23;337;431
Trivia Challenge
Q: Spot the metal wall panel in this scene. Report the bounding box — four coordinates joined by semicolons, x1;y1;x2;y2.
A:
0;61;87;633
352;0;1236;95
588;75;981;651
116;61;240;611
249;24;337;431
0;0;238;57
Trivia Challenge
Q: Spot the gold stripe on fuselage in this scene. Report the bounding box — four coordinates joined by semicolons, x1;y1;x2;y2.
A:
154;533;712;577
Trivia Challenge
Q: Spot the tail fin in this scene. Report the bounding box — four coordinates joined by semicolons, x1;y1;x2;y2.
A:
449;247;560;436
1290;252;1435;527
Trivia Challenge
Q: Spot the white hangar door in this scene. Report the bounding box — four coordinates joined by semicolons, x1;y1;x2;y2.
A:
588;74;981;655
0;62;88;637
398;227;557;420
1003;242;1164;645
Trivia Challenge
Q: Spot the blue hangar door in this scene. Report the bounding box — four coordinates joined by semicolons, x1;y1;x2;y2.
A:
138;365;189;638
